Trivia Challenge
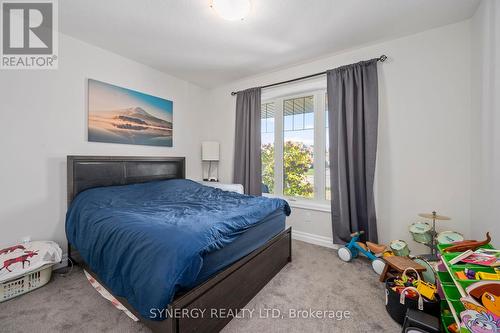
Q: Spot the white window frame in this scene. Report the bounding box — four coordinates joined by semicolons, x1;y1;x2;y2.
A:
262;89;329;210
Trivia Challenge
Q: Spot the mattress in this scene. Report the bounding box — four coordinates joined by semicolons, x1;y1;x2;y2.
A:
66;179;290;320
192;208;286;286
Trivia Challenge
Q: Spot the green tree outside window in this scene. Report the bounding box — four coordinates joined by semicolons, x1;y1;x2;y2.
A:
262;141;313;198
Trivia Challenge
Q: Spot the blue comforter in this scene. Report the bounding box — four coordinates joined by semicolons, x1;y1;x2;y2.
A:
65;179;290;320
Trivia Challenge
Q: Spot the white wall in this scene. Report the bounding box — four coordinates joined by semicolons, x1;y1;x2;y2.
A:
1;17;488;255
203;21;473;252
470;0;500;247
0;34;207;251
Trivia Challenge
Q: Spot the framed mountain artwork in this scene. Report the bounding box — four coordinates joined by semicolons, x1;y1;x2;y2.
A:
87;79;173;147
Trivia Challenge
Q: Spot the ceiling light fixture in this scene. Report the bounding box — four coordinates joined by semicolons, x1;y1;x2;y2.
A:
210;0;251;21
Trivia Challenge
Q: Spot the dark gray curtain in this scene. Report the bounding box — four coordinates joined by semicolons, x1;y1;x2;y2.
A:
233;88;262;195
327;59;379;243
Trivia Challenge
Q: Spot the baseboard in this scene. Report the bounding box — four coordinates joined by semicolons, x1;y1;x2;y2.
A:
292;230;340;249
53;253;68;270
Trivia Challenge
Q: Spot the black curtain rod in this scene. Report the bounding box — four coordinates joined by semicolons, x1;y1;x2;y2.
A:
230;54;387;96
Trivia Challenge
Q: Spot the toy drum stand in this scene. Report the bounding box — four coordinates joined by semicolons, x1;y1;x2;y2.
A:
417;211;451;261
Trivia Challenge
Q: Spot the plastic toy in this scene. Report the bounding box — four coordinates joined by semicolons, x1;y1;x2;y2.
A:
383;250;395;257
337;231;386;274
465;268;477;280
447;323;459;333
477;271;500;281
416;280;437;300
390;240;410;256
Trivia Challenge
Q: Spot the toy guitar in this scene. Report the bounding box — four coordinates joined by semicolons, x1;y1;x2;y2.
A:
444;232;491;253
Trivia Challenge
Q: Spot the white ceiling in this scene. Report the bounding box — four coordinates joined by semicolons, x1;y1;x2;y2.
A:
60;0;480;87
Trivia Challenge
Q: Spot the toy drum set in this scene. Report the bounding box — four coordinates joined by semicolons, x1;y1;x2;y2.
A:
409;222;433;244
409;212;463;261
390;240;410;257
436;230;464;245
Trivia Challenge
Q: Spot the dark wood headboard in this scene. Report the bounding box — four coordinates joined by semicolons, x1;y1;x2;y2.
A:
67;156;185;205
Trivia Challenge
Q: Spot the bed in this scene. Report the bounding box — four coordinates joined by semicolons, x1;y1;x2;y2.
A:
66;156;292;333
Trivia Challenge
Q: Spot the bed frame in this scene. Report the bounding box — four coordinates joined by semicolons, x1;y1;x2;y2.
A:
66;155;292;333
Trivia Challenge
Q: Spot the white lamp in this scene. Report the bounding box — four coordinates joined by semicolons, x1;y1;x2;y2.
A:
202;141;220;181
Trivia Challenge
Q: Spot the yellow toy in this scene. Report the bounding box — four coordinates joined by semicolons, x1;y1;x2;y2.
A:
416;280;437;300
383;250;394;257
476;271;500;281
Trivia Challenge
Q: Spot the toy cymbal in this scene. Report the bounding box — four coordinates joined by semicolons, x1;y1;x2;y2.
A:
418;212;451;220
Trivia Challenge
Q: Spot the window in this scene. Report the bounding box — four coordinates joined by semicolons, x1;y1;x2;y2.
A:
283;96;314;198
261;89;330;203
261;102;275;194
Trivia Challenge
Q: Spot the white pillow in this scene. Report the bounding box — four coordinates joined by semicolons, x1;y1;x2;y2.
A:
197;181;244;194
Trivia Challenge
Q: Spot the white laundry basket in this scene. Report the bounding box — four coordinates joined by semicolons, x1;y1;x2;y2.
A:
0;264;53;302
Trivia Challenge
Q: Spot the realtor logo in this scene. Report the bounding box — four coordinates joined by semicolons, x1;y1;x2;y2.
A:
1;0;58;69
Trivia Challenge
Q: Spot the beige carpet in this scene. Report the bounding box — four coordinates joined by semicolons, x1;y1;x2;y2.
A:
0;240;400;333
